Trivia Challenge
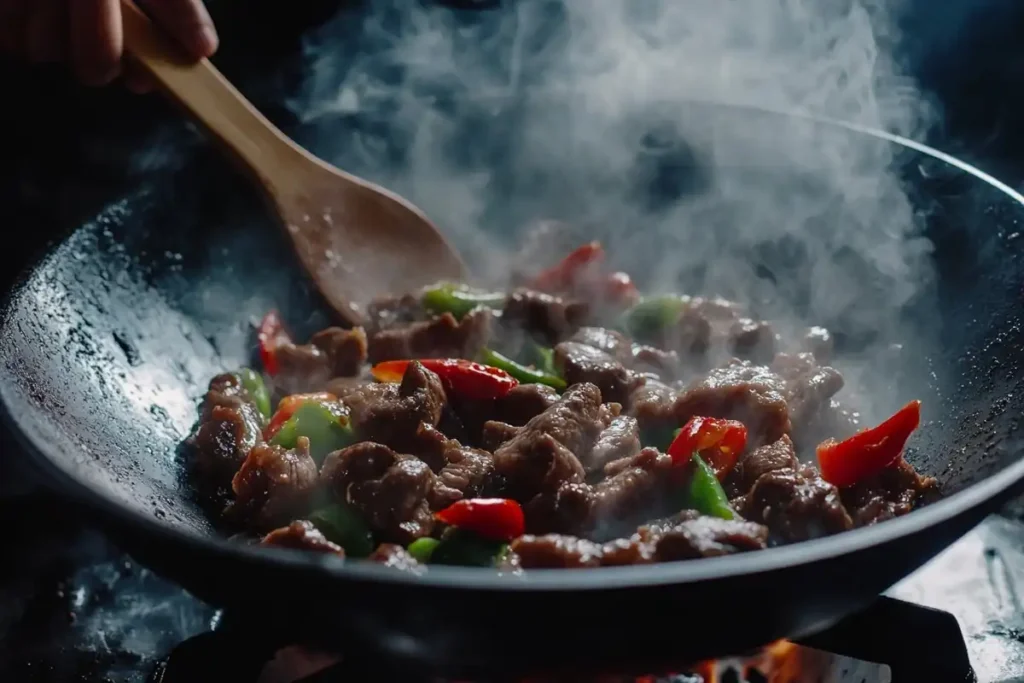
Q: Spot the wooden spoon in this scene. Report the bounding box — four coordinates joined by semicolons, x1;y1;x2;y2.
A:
119;0;467;327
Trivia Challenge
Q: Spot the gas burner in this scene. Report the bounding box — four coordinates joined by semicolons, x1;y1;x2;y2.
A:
149;597;973;683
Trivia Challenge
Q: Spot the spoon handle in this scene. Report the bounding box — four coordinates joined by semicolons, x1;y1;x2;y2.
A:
119;0;304;184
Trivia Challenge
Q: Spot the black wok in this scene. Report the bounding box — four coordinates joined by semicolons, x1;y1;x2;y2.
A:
1;97;1023;678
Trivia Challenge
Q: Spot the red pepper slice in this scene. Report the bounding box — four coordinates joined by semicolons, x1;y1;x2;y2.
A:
603;271;641;306
264;392;337;441
435;498;525;541
667;416;748;479
817;400;922;488
529;241;605;293
371;359;519;400
257;310;292;376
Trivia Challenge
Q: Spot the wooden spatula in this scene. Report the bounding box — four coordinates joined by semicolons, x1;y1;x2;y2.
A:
119;0;467;327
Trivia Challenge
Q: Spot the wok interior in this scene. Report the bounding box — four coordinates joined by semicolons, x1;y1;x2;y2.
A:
1;100;1022;551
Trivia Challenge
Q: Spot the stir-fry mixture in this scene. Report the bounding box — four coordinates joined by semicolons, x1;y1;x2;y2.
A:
187;236;939;572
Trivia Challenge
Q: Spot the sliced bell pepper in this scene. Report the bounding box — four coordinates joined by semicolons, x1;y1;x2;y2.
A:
667;416;748;479
817;400;922;488
434;498;525;541
264;393;354;465
529;241;605;292
684;453;735;520
480;348;566;392
257;310;292;376
528;342;558;377
309;504;375;558
430;529;510;567
237;367;272;419
371;359;519;400
406;537;441;563
603;271;641;305
421;283;506;319
623;295;687;341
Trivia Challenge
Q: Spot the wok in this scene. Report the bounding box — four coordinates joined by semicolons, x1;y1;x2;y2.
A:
1;97;1023;678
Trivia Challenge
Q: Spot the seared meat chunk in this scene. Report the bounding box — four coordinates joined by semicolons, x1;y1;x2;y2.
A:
492;384;605;502
570;326;633;364
261;520;345;556
803;326;834;363
499;384;560;426
368;308;492;364
189;373;264;487
585;415;642;474
728;317;776;364
737;465;853;542
342;361;446;454
366;293;427;333
841;459;939;527
502;288;588;345
230;439;319;531
627;378;677;433
641;516;769;560
725;435;799;499
511;534;608;568
481;420;521;452
320;441;455;544
631;345;681;380
554;341;631;405
274;327;368;394
369;543;424;573
770;352;844;429
413;423;495;503
674;359;792;446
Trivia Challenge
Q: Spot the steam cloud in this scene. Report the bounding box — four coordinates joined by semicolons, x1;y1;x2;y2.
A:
281;0;939;422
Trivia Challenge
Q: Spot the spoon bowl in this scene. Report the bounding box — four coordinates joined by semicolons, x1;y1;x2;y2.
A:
120;0;467;326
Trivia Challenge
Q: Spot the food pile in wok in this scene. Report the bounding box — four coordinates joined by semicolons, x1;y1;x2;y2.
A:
187;227;938;573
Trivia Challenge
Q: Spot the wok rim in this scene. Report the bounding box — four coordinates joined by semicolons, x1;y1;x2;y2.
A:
2;100;1023;593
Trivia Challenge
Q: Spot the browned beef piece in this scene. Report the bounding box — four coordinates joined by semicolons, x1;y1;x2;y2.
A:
626;378;677;433
230;439;319;530
584;415;642;474
502;288;588;346
630;345;682;380
770;352;845;429
481;420;521;452
803;326;834;363
261;520;345;555
189;373;264;487
510;534;607;568
841;459;940;527
342;361;446;454
553;341;631;405
273;327;369;394
800;399;862;450
737;465;853;542
570;327;633;364
320;441;456;544
499;384;560;426
728;318;776;364
368;309;492;364
725;435;799;499
492;383;605;502
369;543;424;573
639;516;770;560
412;423;494;502
366;293;427;333
674;359;792;446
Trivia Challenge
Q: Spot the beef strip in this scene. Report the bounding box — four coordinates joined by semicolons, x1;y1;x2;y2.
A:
342;361;446;454
261;520;345;556
841;458;940;526
492;383;605;503
413;423;494;503
627;378;677;434
481;420;522;452
725;435;799;499
584;415;642;474
366;293;427;333
273;327;369;394
502;288;588;346
570;327;633;364
630;345;682;380
369;544;424;573
368;308;492;365
320;441;457;544
444;383;560;448
673;359;792;446
230;438;319;531
803;326;834;363
770;352;845;430
511;515;768;568
188;373;264;488
736;464;853;542
553;341;631;405
728;317;777;364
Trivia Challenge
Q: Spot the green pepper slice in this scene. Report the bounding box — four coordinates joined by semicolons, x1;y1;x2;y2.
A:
270;401;355;465
624;295;687;341
237;367;272;419
685;452;735;520
480;348;566;392
422;283;506;320
406;537;441;563
309;504;375;558
430;529;509;567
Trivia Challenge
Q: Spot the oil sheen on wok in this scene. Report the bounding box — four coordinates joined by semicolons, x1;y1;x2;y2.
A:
185;226;939;573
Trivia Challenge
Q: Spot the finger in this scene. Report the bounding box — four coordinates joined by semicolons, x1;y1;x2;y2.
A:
26;0;66;64
0;0;31;57
70;0;122;86
138;0;218;59
122;57;154;94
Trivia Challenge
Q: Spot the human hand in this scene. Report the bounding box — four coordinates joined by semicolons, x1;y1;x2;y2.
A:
0;0;218;93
